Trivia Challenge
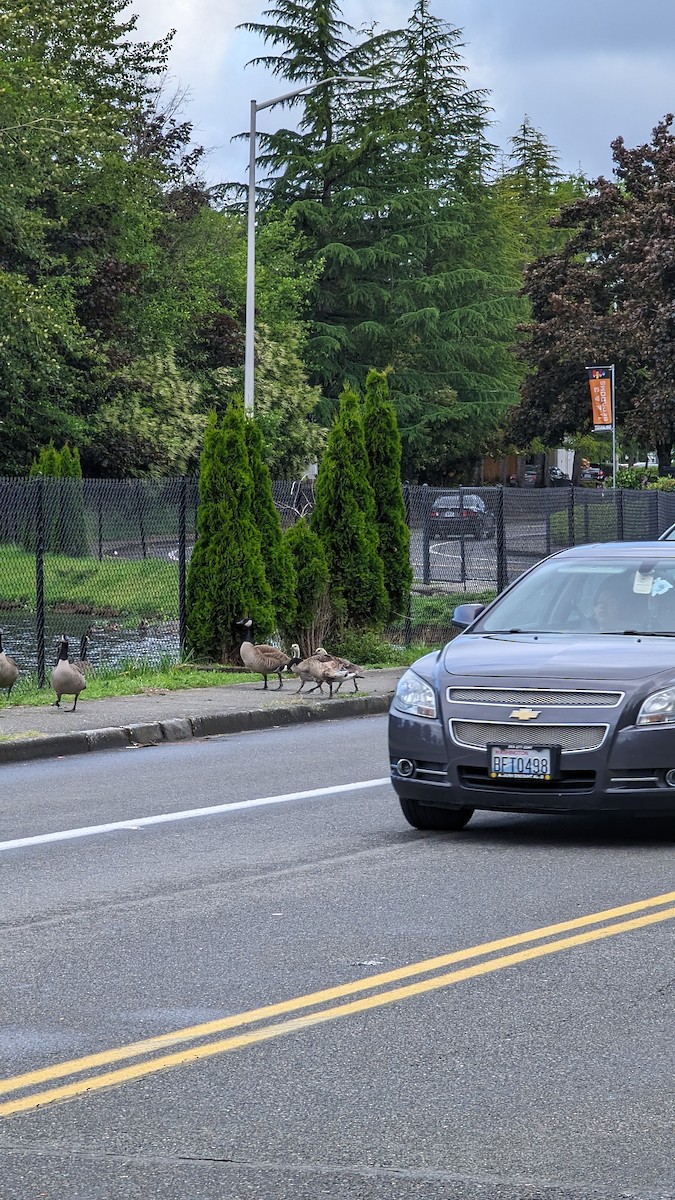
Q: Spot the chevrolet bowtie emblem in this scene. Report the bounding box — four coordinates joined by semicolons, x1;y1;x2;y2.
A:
511;708;541;720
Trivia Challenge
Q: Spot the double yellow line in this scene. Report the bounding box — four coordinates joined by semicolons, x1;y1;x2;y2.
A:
3;888;675;1118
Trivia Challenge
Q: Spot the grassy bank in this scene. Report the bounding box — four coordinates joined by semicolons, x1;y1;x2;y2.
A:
0;545;177;621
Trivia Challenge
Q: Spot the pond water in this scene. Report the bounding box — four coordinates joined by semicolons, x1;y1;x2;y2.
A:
0;611;179;674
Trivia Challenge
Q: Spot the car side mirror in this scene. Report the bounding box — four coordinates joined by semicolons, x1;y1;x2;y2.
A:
452;603;485;630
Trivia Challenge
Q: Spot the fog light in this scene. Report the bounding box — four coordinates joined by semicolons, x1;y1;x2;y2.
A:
665;769;675;788
396;758;415;777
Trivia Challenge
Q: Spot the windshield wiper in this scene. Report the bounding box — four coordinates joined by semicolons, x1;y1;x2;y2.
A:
596;630;675;637
486;628;545;635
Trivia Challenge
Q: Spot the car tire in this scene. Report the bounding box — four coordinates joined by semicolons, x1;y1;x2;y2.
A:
474;523;485;540
399;797;474;831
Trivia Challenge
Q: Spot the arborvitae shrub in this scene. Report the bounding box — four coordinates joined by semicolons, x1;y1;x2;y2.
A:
186;405;274;663
363;369;412;621
244;415;297;634
311;385;387;631
57;444;88;556
279;517;329;656
23;442;85;554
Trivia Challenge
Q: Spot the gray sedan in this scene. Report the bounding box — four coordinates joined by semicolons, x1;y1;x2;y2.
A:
390;542;675;829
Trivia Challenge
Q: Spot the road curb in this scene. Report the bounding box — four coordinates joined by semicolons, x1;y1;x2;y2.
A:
0;692;395;765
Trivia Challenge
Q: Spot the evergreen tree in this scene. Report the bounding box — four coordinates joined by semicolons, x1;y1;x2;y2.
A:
57;444;87;556
311;385;387;630
27;442;61;551
363;370;412;621
30;444;60;478
495;117;587;262
240;0;525;480
186;406;274;662
279;517;329;657
244;415;297;632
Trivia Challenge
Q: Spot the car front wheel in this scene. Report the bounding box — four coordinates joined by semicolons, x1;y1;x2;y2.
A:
399;797;474;831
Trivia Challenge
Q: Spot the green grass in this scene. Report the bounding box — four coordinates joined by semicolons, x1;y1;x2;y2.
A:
549;506;618;546
0;650;419;710
0;660;255;708
0;545;177;620
384;590;496;645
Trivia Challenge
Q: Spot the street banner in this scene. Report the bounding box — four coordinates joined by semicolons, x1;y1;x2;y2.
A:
587;366;613;431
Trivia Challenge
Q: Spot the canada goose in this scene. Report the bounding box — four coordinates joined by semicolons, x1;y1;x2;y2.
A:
287;647;354;699
289;644;324;694
50;634;87;711
236;619;294;689
313;646;364;693
0;630;19;698
305;656;354;699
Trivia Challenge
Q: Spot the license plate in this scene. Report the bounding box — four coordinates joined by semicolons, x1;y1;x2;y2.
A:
488;745;557;780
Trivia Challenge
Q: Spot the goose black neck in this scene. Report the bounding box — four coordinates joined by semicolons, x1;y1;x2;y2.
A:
0;632;3;654
59;641;69;661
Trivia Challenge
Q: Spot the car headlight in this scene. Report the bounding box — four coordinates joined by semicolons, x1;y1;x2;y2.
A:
392;669;437;719
637;687;675;725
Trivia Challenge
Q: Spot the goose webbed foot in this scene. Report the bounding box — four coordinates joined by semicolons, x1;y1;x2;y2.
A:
52;699;61;708
276;676;284;689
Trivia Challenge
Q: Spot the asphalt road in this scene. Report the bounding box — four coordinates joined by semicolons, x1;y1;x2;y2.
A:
1;717;675;1200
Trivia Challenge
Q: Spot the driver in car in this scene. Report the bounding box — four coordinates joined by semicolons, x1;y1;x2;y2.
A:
590;577;633;632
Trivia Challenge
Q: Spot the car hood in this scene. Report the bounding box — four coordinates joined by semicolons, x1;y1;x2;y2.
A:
441;633;675;683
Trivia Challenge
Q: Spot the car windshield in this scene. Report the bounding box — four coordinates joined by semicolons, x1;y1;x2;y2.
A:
474;556;675;635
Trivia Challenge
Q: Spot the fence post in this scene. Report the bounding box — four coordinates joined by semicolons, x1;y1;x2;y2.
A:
97;480;104;561
496;486;507;592
178;478;187;657
544;491;551;557
617;488;625;541
403;482;412;648
422;483;430;585
34;477;46;688
583;496;590;542
567;487;576;547
136;481;147;559
647;489;659;539
458;484;466;587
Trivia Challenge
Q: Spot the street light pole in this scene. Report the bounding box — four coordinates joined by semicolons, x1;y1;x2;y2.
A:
244;97;258;414
244;76;371;417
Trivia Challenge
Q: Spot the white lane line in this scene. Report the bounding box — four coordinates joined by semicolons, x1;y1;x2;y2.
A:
0;779;391;852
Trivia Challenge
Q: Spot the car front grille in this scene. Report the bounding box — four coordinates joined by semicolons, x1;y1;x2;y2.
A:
458;766;597;794
447;687;623;707
450;721;608;752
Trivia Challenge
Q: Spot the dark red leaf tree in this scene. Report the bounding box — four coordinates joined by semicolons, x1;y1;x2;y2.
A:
513;116;675;472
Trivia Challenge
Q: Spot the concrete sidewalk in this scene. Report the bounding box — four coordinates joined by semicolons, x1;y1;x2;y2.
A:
0;668;405;765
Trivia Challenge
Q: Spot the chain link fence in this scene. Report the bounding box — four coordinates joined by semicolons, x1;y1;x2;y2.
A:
1;477;674;675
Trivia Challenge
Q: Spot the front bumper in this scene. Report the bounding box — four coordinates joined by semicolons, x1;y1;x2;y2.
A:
389;711;675;815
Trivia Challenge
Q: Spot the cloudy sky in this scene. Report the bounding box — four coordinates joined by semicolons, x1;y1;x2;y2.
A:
133;0;675;186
